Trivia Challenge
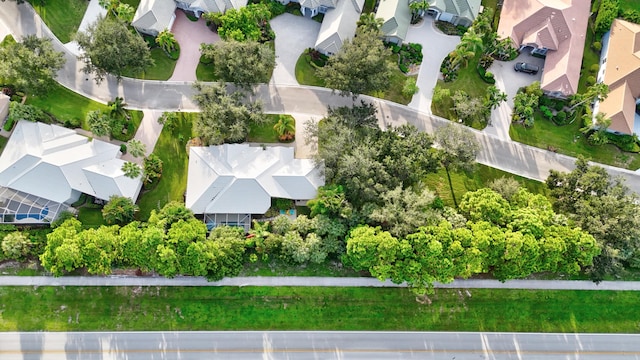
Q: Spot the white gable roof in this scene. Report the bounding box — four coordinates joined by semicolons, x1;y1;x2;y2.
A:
132;0;177;34
0;121;142;204
315;0;364;55
186;144;324;214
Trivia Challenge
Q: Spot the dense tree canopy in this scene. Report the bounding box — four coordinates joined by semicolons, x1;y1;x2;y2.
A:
0;35;65;95
75;16;153;83
546;157;640;279
205;3;272;42
200;40;275;91
317;29;395;97
192;82;266;145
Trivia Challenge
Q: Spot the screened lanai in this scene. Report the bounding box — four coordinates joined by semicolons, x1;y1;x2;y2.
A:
0;187;68;224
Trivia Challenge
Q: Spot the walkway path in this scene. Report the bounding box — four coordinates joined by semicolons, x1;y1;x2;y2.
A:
1;275;640;290
405;18;460;114
1;2;640;194
169;10;219;82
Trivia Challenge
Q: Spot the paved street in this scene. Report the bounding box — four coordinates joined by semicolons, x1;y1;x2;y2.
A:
2;275;640;290
2;331;640;359
405;17;460;113
1;1;639;194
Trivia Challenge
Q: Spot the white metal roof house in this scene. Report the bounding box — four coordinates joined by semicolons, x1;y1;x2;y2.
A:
132;0;248;36
132;0;177;36
419;0;481;27
279;0;338;17
376;0;412;44
314;0;364;55
0;121;142;224
186;144;324;231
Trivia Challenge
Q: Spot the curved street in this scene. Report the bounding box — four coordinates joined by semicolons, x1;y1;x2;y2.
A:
1;1;639;195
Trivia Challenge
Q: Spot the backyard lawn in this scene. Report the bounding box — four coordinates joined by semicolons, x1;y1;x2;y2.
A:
137;112;195;220
424;163;550;207
577;22;601;94
30;0;88;43
1;286;639;332
510;114;640;170
77;207;106;228
620;0;640;10
248;114;295;143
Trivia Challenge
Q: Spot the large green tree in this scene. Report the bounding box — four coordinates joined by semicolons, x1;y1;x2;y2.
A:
200;40;275;91
0;35;65;95
102;195;138;225
192;82;266;145
205;3;272;42
317;28;395;97
75;16;154;83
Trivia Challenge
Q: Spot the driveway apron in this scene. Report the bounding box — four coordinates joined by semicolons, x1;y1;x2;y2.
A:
270;13;320;85
169;10;220;82
405;18;460;114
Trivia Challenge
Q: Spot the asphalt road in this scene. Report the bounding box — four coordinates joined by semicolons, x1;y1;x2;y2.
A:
1;331;640;359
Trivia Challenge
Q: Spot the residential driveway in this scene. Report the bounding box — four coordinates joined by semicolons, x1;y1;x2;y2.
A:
405;17;460;113
270;13;320;85
169;10;220;82
485;53;545;140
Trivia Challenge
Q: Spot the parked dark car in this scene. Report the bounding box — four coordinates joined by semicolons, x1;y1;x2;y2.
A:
514;62;540;75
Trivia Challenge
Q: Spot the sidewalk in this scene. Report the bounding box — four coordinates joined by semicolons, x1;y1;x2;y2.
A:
1;276;640;290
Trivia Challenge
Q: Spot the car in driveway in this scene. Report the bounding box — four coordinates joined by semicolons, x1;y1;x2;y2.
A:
514;62;540;75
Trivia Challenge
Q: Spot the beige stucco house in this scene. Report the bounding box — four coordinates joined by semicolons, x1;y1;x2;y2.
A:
497;0;590;97
594;19;640;135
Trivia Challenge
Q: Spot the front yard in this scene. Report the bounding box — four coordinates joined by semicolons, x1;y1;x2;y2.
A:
510;114;640;170
122;48;178;81
30;0;88;43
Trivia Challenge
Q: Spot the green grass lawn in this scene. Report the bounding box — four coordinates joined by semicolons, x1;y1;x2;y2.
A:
295;52;325;87
248;114;295;143
77;207;106;228
137;113;195;220
577;23;601;94
424;163;550;206
363;0;376;13
1;286;639;332
122;48;178;81
431;55;491;130
619;0;640;10
510;114;640;170
196;62;219;82
30;0;88;43
25;82;143;141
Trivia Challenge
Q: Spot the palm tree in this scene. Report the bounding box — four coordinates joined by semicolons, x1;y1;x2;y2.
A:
459;27;484;56
409;0;429;23
108;96;129;120
127;139;147;158
273;115;295;141
121;161;142;179
486;85;507;110
155;29;177;53
115;3;135;24
357;13;384;34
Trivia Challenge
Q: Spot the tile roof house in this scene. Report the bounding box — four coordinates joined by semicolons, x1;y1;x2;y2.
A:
0;121;142;224
186;144;324;231
133;0;248;36
376;0;412;44
497;0;590;97
594;19;640;135
314;0;364;55
419;0;481;27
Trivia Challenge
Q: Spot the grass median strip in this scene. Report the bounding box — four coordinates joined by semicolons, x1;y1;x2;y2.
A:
1;286;638;332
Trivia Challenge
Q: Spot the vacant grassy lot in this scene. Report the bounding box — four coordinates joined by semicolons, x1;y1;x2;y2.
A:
30;0;88;43
510;114;640;170
248;114;295;143
137;113;195;220
1;286;638;332
425;163;549;206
